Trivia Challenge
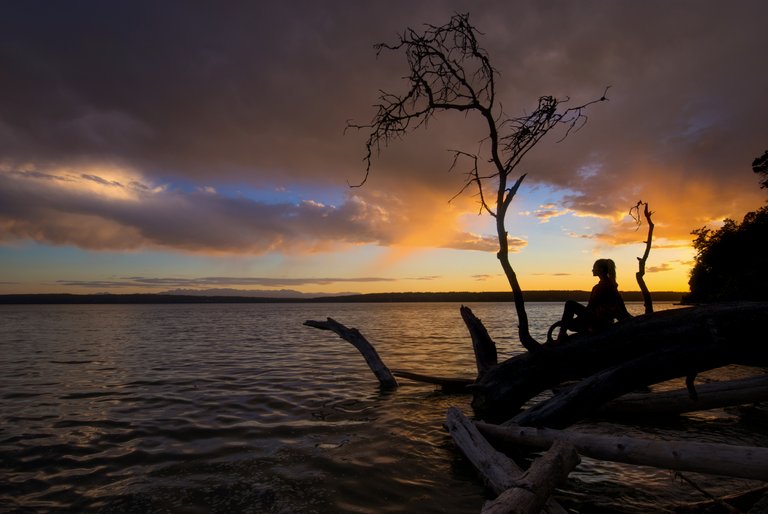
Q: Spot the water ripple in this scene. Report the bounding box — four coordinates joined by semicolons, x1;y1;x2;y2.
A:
1;302;765;513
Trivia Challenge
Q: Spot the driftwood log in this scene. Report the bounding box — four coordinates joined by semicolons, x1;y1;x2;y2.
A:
476;423;768;481
481;439;580;514
444;407;569;514
508;341;752;428
461;305;498;380
306;303;768;426
390;369;473;393
600;375;768;417
471;302;768;423
303;317;398;389
306;303;768;509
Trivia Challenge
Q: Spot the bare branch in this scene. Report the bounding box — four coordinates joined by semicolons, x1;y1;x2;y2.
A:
348;13;496;187
348;12;606;349
448;150;497;217
630;200;655;314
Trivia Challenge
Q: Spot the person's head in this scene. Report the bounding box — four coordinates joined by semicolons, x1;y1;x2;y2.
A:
592;259;617;283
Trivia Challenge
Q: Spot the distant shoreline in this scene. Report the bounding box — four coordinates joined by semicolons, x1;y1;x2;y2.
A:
0;291;686;305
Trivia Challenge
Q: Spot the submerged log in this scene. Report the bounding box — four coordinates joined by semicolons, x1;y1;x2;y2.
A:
476;422;768;481
481;440;580;514
445;407;568;514
472;302;768;423
304;318;398;389
391;369;473;393
600;375;768;417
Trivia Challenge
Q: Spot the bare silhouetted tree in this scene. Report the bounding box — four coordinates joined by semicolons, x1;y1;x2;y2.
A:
350;13;607;351
630;201;654;314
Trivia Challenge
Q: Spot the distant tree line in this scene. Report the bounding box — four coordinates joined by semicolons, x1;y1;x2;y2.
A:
684;150;768;303
0;290;686;305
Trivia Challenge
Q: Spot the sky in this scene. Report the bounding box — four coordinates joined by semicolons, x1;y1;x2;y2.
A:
1;0;766;296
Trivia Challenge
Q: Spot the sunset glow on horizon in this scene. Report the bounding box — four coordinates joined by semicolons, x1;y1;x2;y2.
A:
1;1;766;296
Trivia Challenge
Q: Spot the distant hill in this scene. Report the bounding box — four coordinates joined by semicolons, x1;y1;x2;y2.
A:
0;290;686;304
159;288;357;299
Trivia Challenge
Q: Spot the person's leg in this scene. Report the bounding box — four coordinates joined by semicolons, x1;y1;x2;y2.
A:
556;300;588;342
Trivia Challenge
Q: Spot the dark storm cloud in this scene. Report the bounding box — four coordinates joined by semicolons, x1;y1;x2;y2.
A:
0;168;402;252
0;1;434;179
0;166;490;252
1;0;767;253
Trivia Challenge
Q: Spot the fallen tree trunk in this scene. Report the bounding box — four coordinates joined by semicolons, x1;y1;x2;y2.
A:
481;439;580;514
600;374;768;417
509;343;737;428
471;302;768;423
305;318;477;391
304;318;398;389
444;407;568;514
476;422;768;481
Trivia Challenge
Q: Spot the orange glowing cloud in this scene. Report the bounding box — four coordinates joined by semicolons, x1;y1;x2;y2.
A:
0;163;508;256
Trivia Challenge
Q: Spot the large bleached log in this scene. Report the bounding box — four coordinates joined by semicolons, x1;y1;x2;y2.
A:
600;374;768;417
444;407;568;514
481;440;580;514
471;302;768;422
476;422;768;481
304;318;398;389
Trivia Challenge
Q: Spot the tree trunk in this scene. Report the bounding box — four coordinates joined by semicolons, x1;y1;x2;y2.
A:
510;343;738;428
600;374;768;417
476;423;768;481
461;305;498;380
471;302;768;423
481;440;580;514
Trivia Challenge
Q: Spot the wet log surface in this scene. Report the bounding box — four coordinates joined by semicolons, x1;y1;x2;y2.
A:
476;422;768;481
445;407;568;514
481;439;580;514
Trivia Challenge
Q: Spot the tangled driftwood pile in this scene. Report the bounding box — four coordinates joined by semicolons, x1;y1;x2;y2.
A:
306;301;768;513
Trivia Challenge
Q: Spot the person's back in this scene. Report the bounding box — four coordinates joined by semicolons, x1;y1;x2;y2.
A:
587;275;630;332
552;258;631;343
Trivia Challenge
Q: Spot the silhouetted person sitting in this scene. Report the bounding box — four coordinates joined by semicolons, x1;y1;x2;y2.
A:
549;258;631;343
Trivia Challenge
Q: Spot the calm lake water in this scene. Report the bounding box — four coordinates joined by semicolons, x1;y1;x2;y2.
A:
1;302;765;513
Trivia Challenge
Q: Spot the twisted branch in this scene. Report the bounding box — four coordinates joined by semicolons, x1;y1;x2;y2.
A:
348;12;607;350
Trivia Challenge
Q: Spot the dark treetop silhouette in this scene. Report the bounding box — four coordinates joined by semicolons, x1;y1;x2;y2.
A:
685;151;768;303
